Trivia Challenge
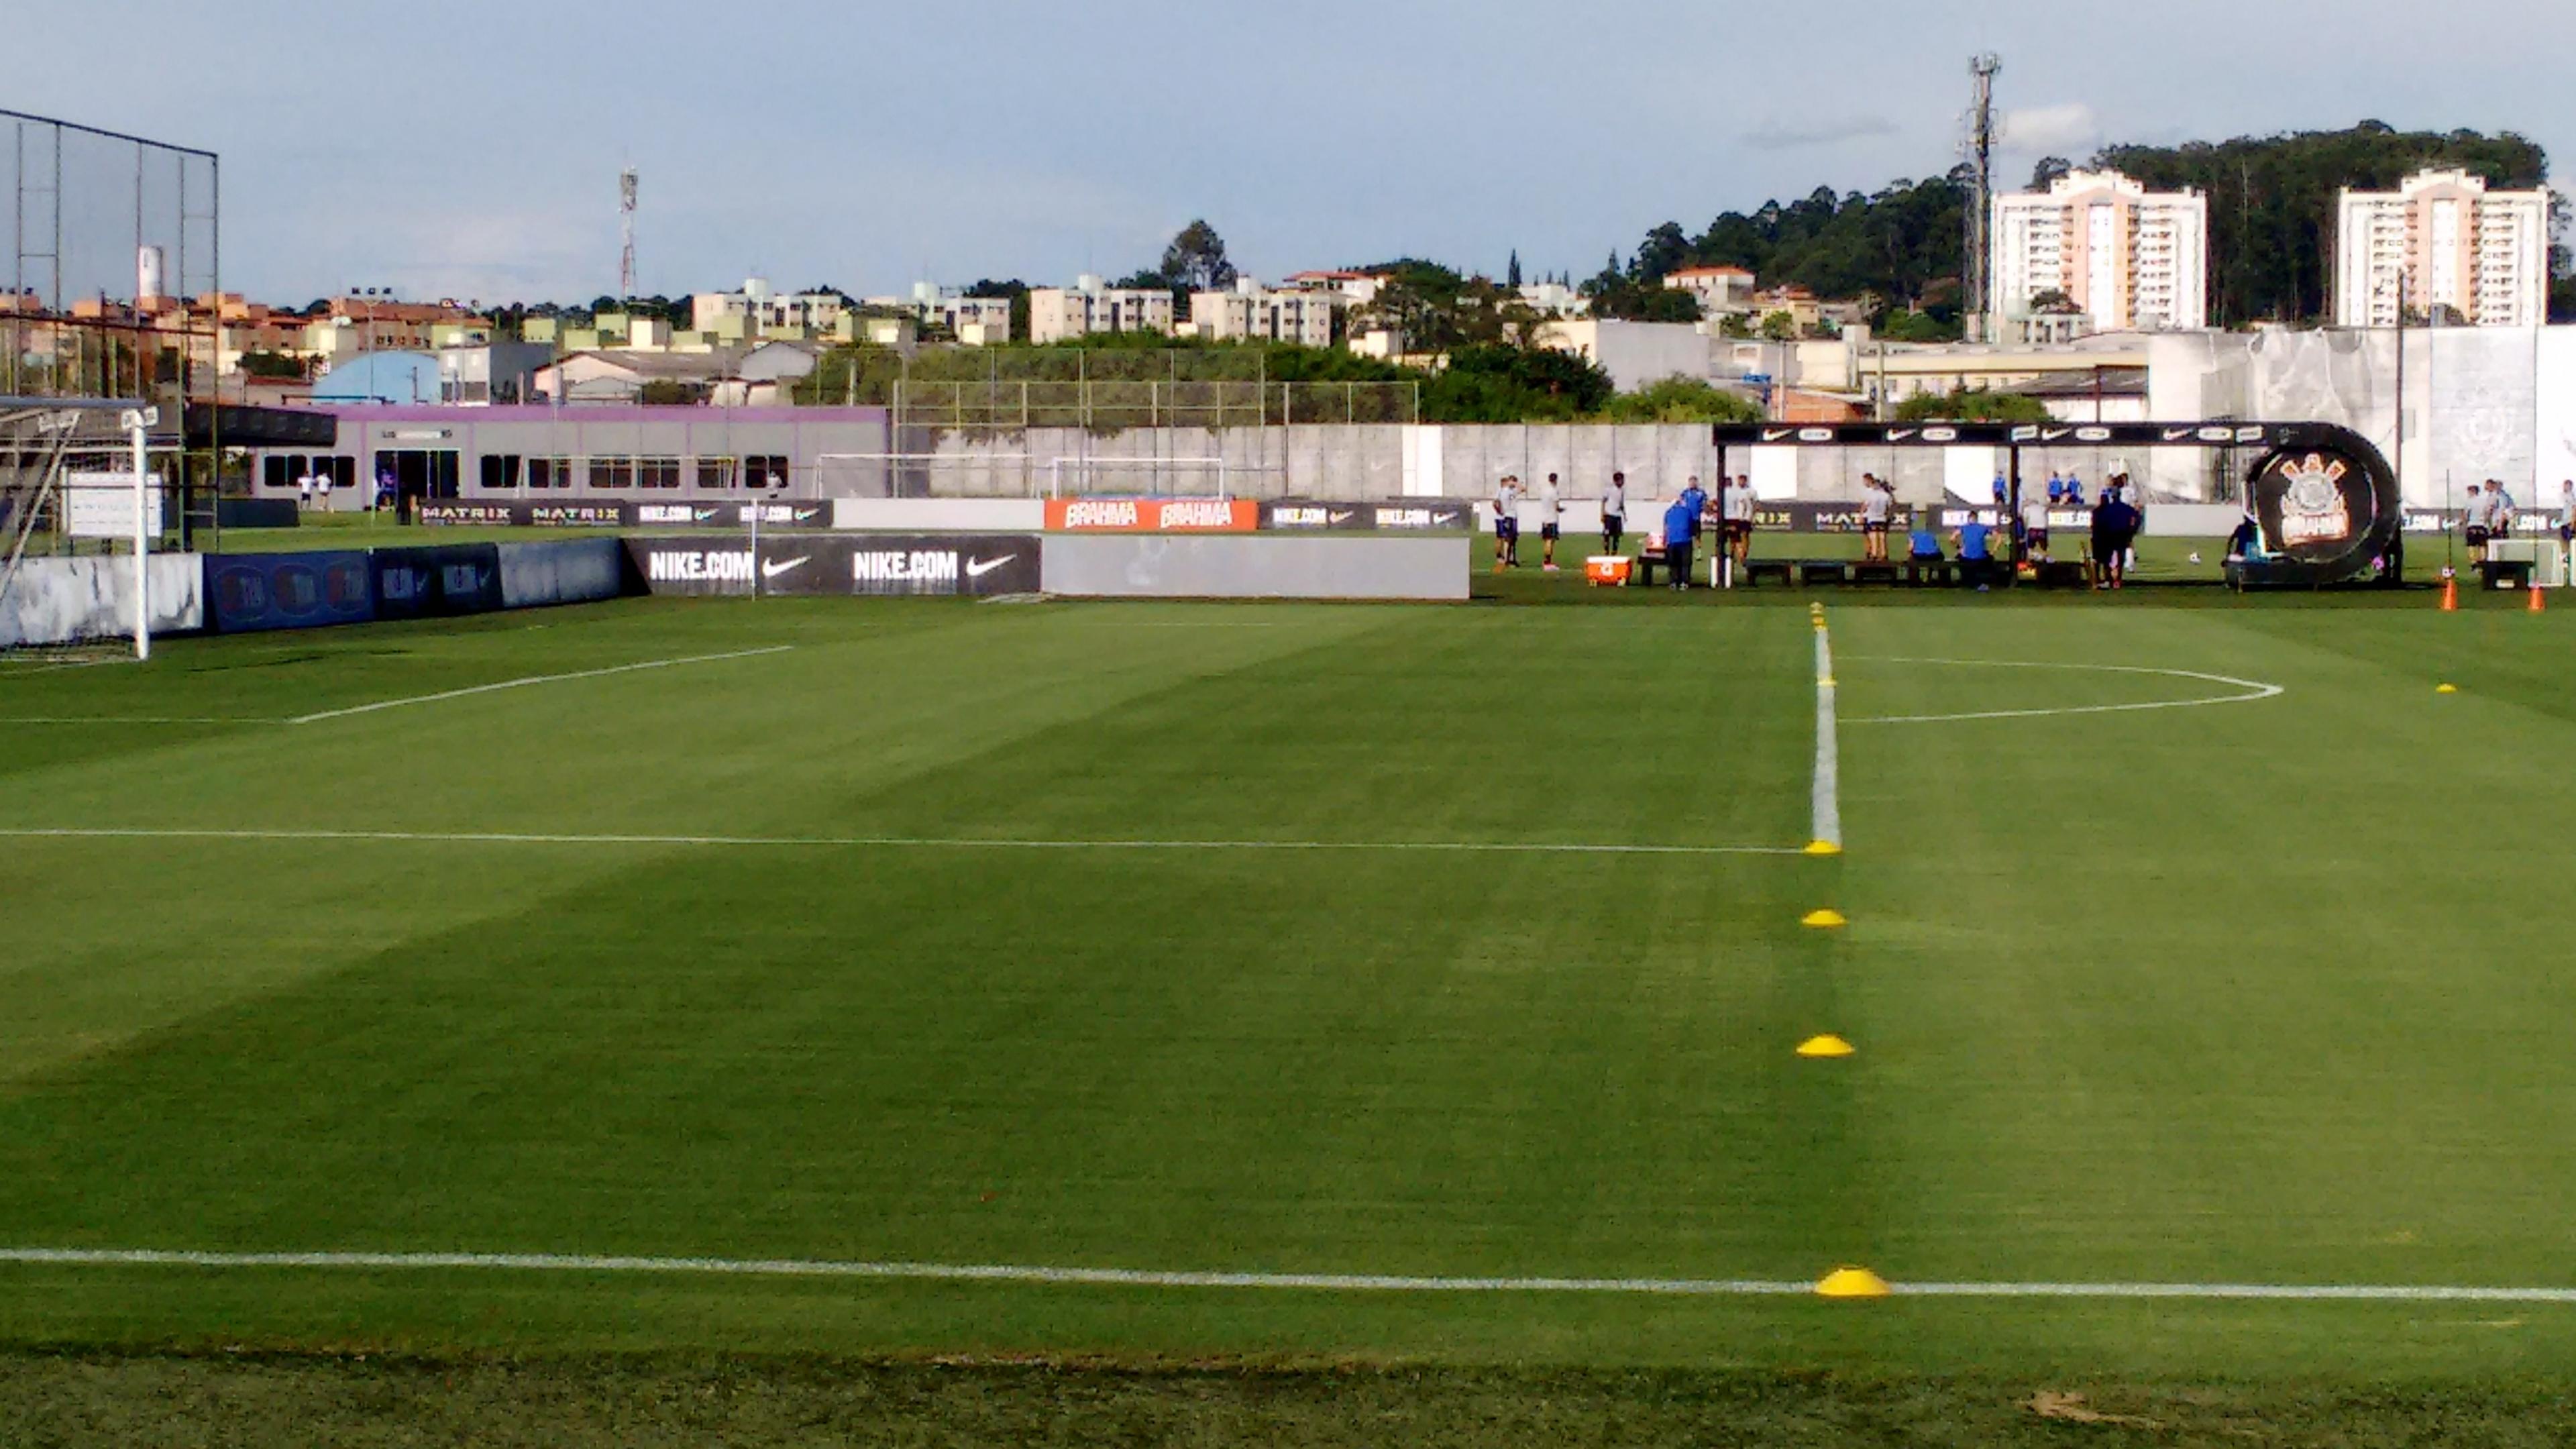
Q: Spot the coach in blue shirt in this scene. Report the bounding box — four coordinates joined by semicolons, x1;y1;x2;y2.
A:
1663;494;1701;590
1951;517;1998;590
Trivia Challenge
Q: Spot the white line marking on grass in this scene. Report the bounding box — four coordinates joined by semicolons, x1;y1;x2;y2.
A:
0;716;276;724
1843;657;2284;726
1811;617;1841;851
284;645;794;725
0;826;1812;857
2;1248;2571;1305
0;1248;1808;1296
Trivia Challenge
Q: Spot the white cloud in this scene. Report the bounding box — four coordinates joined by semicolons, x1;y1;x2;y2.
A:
2001;103;2102;156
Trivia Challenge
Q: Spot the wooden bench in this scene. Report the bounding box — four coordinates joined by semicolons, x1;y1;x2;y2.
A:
1743;559;1794;588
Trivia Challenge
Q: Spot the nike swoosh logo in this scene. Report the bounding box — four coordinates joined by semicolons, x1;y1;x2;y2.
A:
2043;429;2072;441
965;555;1016;579
762;556;808;579
1328;511;1355;524
1762;429;1793;441
2164;429;2194;441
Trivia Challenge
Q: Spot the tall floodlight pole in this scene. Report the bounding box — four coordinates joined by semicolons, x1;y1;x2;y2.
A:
619;168;638;299
1965;54;2001;344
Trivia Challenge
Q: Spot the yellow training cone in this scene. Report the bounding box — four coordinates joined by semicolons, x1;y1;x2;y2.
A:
1815;1267;1891;1299
1802;908;1846;928
1803;840;1843;857
2437;684;2459;694
1796;1034;1856;1058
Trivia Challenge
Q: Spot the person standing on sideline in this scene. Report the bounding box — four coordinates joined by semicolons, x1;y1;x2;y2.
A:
2098;486;2143;588
297;470;315;511
2021;486;2051;564
2557;479;2575;549
2463;482;2490;565
2047;471;2066;505
1861;474;1892;562
1724;474;1756;580
2063;473;2086;508
1538;472;1566;571
1600;471;1627;555
1663;489;1701;591
1493;474;1523;571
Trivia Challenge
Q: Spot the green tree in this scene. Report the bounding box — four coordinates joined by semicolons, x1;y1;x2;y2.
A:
1160;219;1237;292
1507;250;1522;287
1892;387;2050;423
1592;377;1764;423
1758;311;1799;341
237;350;306;380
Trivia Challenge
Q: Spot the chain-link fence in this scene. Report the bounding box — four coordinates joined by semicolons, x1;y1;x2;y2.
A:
3;108;220;412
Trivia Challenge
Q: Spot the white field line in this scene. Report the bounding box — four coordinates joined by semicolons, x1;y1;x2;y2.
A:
0;716;273;724
1843;657;2284;726
1811;617;1841;851
1;1247;2571;1304
0;826;1810;858
284;646;796;725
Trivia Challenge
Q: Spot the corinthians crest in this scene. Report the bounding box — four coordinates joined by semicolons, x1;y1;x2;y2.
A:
2273;451;2352;547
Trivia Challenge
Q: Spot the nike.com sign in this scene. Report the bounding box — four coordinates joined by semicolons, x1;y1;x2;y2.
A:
627;535;1040;597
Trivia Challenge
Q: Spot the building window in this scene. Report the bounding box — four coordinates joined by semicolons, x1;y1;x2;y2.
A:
591;457;635;489
525;457;574;488
479;454;522;490
639;456;681;488
696;457;737;490
744;455;790;489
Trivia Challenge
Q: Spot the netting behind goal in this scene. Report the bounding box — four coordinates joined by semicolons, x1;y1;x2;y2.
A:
0;405;158;661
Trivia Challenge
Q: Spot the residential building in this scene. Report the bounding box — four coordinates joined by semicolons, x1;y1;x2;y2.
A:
1027;276;1174;343
1663;264;1756;315
1515;281;1590;317
1191;279;1336;347
1992;169;2208;334
2334;168;2553;327
304;297;492;367
859;283;1012;345
690;277;847;338
1284;270;1387;305
1532;319;1709;391
1750;286;1825;335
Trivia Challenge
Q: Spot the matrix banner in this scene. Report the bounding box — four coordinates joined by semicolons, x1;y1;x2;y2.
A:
1044;498;1259;533
417;498;833;529
627;535;1040;597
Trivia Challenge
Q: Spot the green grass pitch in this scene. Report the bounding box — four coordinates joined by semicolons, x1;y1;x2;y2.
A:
5;582;2576;1440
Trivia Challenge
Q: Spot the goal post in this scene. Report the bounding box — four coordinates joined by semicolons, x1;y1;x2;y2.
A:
1;398;160;663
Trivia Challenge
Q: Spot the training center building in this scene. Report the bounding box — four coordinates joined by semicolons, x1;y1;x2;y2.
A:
246;403;891;509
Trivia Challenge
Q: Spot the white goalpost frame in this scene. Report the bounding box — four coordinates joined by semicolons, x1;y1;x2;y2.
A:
1;395;157;661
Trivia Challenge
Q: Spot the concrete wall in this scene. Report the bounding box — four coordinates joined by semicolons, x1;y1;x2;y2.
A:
1042;535;1468;600
1;553;205;649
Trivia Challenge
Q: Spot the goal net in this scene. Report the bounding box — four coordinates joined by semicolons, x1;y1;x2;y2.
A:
1;402;158;662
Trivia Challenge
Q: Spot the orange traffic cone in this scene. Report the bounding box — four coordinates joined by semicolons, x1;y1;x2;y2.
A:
2440;576;2459;612
2530;583;2548;613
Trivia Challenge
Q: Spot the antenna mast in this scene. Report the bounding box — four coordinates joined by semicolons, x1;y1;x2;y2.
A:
618;168;638;299
1964;54;2000;343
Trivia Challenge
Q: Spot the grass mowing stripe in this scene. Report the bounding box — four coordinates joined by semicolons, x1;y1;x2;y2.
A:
0;826;1811;857
9;1248;2570;1303
282;645;796;724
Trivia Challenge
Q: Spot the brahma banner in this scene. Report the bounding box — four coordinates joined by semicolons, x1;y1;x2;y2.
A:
1044;498;1259;533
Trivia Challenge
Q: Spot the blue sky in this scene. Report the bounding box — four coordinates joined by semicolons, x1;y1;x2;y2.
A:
11;0;2571;305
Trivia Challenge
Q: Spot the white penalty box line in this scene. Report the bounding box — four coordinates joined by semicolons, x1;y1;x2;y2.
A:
2;1247;2570;1305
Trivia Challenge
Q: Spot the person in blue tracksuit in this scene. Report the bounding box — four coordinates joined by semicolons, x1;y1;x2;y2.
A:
1664;492;1701;590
